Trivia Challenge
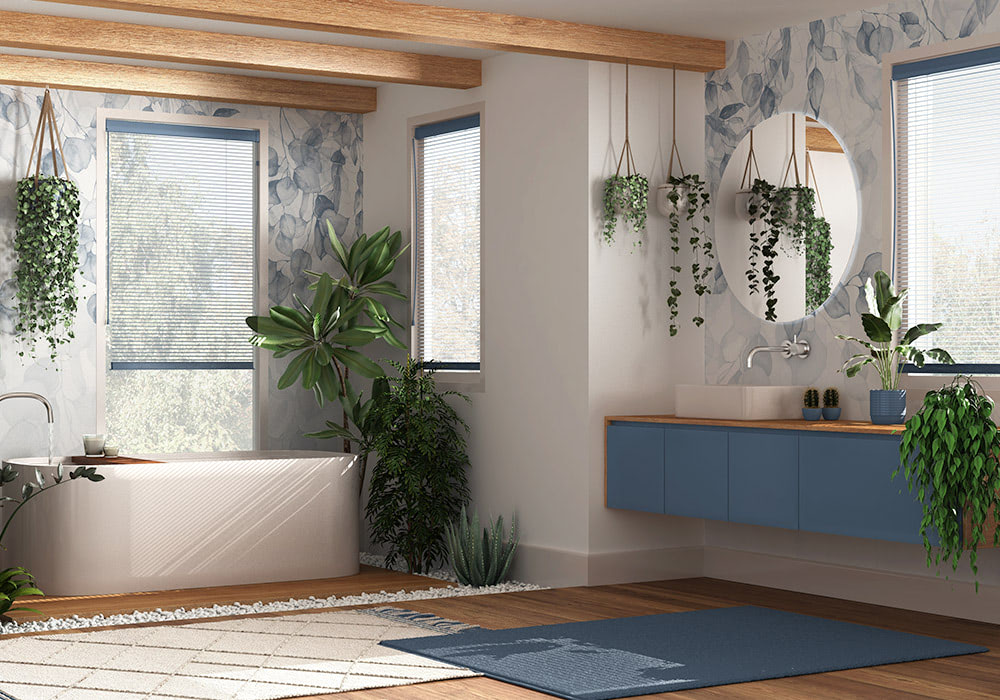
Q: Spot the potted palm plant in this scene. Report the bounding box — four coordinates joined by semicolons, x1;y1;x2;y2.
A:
837;271;953;424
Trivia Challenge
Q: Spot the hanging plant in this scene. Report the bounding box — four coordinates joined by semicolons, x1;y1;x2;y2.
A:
659;69;713;334
602;63;648;246
746;178;781;322
897;377;1000;590
14;89;80;361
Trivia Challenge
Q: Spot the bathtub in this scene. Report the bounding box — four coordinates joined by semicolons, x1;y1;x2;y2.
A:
1;451;359;596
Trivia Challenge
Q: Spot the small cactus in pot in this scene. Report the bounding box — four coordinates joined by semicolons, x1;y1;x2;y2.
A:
822;387;842;421
802;387;822;421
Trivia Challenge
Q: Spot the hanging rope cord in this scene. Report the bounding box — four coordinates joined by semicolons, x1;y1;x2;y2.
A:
614;63;638;178
739;130;761;190
26;89;70;184
667;67;685;180
805;146;825;217
780;113;802;187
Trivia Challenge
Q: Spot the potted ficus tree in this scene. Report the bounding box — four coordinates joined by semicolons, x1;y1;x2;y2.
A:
837;270;954;424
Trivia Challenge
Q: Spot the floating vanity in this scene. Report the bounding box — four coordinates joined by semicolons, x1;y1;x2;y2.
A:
605;416;924;544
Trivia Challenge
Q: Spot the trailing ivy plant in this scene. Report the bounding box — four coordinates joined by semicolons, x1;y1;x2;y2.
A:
365;358;471;575
804;214;832;314
897;377;1000;589
664;174;713;333
602;174;649;245
746;178;781;322
14;175;81;361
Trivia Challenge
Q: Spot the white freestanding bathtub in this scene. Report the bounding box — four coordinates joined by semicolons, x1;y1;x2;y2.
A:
1;451;359;596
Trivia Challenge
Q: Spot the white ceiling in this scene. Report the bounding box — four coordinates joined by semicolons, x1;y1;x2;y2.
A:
3;0;882;84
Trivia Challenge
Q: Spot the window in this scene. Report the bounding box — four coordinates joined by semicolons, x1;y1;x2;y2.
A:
104;119;259;451
412;113;482;372
893;47;1000;372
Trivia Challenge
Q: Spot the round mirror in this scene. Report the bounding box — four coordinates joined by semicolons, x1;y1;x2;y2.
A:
716;112;859;323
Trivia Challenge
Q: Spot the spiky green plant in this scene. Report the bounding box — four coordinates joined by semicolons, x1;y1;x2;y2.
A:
803;388;820;409
823;387;840;409
445;507;518;587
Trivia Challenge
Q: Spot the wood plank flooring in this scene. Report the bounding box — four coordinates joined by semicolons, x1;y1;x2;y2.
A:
5;571;999;698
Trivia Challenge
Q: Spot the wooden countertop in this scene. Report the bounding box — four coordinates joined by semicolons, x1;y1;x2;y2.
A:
605;414;905;436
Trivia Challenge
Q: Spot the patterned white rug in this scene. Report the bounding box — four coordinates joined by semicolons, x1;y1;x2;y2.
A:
0;607;479;700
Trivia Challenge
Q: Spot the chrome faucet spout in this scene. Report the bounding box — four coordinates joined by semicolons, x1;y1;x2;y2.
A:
0;392;54;423
746;335;811;369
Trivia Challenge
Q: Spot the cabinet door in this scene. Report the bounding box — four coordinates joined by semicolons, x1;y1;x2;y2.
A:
664;426;728;520
799;434;923;544
606;423;665;513
729;430;798;529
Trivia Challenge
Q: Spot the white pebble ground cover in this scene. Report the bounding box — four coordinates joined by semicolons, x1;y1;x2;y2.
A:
0;553;543;636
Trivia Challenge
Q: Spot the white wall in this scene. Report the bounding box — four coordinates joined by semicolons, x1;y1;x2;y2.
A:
585;63;705;583
364;52;592;586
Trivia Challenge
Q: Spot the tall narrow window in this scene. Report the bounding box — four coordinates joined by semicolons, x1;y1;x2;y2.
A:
105;120;258;451
413;114;481;371
893;48;1000;371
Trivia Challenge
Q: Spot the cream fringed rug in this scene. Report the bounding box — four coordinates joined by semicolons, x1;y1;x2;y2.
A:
0;608;479;700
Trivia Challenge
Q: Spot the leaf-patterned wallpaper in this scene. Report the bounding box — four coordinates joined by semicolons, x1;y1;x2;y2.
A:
0;87;362;460
704;0;998;418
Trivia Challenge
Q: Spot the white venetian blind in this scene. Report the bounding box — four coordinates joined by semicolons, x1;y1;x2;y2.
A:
106;121;257;368
894;49;1000;366
413;114;481;370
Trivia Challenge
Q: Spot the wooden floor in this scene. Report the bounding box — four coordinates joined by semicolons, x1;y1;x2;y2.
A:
7;570;1000;698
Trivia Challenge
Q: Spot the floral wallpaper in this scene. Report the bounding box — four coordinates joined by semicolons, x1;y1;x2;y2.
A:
704;0;999;418
0;86;362;460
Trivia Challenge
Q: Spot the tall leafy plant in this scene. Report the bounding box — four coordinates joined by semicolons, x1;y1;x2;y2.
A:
247;222;408;492
664;174;713;333
836;271;953;389
366;358;471;575
897;377;1000;588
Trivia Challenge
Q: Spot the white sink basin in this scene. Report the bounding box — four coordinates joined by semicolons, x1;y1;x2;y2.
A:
675;384;805;421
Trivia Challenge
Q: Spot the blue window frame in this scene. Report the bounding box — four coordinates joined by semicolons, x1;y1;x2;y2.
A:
892;48;1000;374
412;113;482;372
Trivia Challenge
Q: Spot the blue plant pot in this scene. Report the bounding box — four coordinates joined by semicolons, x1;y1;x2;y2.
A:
870;389;906;425
802;407;823;421
822;407;842;421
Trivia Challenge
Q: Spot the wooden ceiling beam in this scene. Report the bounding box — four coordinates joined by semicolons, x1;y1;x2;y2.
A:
39;0;727;71
806;125;843;153
0;53;377;113
0;10;480;89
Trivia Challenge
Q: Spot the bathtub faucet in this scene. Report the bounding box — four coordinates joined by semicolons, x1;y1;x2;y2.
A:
0;392;54;423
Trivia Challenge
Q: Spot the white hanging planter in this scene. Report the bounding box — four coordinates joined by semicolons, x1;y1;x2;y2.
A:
735;189;757;220
655;181;692;217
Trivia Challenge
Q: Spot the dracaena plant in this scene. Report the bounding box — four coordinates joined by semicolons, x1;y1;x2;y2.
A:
836;270;954;390
247;222;408;494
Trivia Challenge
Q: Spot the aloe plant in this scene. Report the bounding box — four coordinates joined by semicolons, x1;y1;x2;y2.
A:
445;507;518;587
247;222;408;493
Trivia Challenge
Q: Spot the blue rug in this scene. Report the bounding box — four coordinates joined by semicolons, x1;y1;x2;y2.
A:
381;605;987;699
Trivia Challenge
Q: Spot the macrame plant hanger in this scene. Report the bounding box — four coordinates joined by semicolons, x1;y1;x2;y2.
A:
667;67;685;181
780;113;802;187
26;89;70;183
615;63;638;180
805;147;825;217
739;129;761;191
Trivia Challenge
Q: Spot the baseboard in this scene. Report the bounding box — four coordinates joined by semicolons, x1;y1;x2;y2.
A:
702;546;1000;624
512;544;703;588
586;546;704;586
511;543;590;588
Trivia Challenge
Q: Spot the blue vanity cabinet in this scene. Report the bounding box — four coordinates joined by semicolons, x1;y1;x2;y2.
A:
606;423;665;513
728;430;799;529
798;433;923;544
663;426;729;520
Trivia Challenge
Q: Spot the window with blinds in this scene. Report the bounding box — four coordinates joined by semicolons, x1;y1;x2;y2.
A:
413;114;481;371
105;119;258;452
893;47;1000;372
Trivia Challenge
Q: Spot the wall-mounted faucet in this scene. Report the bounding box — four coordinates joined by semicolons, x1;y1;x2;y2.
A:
0;392;54;423
746;335;810;368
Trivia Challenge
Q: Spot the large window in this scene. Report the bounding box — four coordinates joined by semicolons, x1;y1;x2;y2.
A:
412;113;482;372
105;119;258;452
893;47;1000;372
